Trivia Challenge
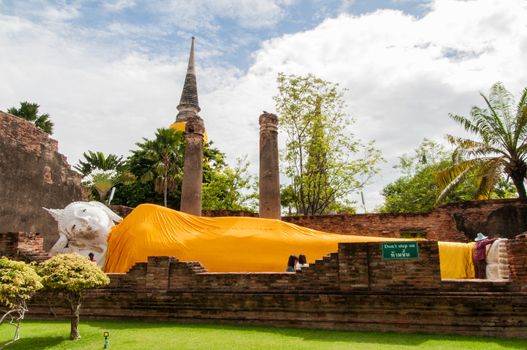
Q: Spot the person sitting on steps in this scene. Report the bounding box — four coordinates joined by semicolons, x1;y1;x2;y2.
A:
296;254;309;271
286;255;298;272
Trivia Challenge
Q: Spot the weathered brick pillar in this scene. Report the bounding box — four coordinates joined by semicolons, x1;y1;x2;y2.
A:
146;256;171;290
507;238;527;291
0;232;19;258
180;116;205;216
259;112;281;219
338;243;370;291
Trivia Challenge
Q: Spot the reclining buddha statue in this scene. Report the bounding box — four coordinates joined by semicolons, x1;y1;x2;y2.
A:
44;201;122;267
44;202;486;279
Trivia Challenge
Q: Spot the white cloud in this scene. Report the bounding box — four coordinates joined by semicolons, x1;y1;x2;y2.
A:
339;0;356;12
4;1;82;23
1;0;527;212
156;0;294;30
202;0;527;210
43;4;80;21
0;13;182;163
103;0;136;11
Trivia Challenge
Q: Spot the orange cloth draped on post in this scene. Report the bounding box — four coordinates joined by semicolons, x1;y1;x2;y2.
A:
437;241;475;279
104;204;405;273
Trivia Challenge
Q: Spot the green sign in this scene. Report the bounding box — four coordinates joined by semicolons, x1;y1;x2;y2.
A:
382;242;419;260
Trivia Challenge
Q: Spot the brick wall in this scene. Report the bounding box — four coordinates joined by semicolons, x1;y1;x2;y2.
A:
0;232;18;258
284;210;463;241
25;240;527;339
98;242;439;293
0;232;50;262
0;111;85;249
338;241;441;291
202;209;258;217
283;199;527;242
507;238;527;291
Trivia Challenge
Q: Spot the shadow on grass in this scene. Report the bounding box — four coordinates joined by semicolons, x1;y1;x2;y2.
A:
85;320;527;349
0;336;65;350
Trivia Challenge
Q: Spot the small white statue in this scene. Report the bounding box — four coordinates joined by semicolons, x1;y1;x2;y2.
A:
485;238;509;280
43;201;122;267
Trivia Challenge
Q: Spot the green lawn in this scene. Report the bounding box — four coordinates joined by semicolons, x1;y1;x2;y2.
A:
1;320;526;350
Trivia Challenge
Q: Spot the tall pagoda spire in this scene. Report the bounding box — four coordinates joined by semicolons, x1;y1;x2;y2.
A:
176;36;200;122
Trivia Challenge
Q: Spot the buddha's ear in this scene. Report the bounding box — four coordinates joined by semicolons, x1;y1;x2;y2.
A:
43;207;64;222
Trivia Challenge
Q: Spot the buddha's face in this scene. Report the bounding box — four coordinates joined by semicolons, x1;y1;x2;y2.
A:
47;202;121;255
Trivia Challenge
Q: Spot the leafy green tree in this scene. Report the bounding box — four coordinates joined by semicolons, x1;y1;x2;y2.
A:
112;136;241;210
381;168;449;213
0;258;43;349
7;101;54;135
135;128;185;207
111;133;186;208
74;151;128;203
38;254;109;340
280;185;296;215
379;139;516;213
275;73;382;215
202;156;257;211
110;129;255;211
437;83;527;202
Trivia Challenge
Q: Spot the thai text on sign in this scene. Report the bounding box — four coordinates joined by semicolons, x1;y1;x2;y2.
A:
382;241;419;260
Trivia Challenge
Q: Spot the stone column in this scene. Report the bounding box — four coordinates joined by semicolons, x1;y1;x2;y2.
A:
259;112;281;219
180;116;205;216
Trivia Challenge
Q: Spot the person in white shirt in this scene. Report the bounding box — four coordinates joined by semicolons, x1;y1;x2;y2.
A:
296;254;309;271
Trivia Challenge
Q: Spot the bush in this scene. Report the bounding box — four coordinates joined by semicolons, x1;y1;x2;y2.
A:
0;257;42;348
38;254;109;340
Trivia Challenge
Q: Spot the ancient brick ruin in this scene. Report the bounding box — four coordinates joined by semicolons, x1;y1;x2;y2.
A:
2;37;527;339
284;198;527;242
0;111;84;249
1;231;525;338
0;232;50;263
259;112;280;219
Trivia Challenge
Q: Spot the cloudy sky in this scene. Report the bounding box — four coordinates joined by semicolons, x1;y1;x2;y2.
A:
1;0;527;211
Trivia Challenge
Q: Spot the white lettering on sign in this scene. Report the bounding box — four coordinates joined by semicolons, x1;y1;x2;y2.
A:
382;241;419;260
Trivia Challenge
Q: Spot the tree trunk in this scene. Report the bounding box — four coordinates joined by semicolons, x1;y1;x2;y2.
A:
68;294;82;340
507;159;527;201
0;304;26;350
163;178;168;207
512;173;527;200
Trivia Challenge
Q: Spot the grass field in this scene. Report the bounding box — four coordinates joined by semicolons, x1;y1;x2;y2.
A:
1;320;526;350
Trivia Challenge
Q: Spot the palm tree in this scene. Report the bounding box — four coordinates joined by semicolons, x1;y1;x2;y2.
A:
7;101;54;135
137;128;184;207
74;151;124;177
74;151;126;203
436;82;527;203
89;172;116;203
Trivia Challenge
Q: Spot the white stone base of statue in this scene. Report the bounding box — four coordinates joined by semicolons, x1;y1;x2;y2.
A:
486;238;509;280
